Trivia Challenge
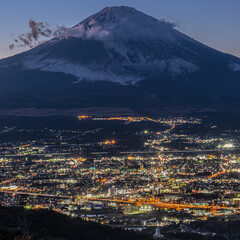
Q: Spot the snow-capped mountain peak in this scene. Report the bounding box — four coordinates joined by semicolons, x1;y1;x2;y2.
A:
60;6;178;42
1;6;240;109
18;6;202;84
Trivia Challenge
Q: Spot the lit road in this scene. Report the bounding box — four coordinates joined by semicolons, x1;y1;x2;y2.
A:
0;153;71;157
87;197;239;212
0;190;71;199
90;148;240;155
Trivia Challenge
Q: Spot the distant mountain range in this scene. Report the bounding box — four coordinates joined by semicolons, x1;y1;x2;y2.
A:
1;6;240;115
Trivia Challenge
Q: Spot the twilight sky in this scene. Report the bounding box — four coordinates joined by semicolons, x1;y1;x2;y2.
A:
0;0;240;59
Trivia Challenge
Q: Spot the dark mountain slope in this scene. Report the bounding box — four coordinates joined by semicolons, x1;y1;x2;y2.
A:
1;6;240;114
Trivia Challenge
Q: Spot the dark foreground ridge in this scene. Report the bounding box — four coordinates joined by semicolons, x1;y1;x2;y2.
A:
0;206;152;240
0;206;239;240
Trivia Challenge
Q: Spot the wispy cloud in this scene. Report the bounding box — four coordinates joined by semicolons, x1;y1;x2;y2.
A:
9;19;67;50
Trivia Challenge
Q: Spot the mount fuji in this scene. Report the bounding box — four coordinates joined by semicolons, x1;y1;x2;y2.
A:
1;6;240;114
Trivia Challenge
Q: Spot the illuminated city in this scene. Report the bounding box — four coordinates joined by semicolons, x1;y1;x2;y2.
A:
0;116;239;238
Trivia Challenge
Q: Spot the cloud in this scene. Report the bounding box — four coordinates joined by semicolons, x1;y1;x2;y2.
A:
9;19;67;50
9;44;14;50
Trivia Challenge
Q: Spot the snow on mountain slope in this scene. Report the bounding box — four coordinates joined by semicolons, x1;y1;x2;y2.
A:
18;6;202;84
1;6;240;110
23;57;142;84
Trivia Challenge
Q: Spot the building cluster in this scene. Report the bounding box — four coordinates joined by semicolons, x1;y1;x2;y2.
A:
0;116;239;231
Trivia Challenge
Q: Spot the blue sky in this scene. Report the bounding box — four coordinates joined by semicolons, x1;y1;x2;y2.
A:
1;0;240;59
